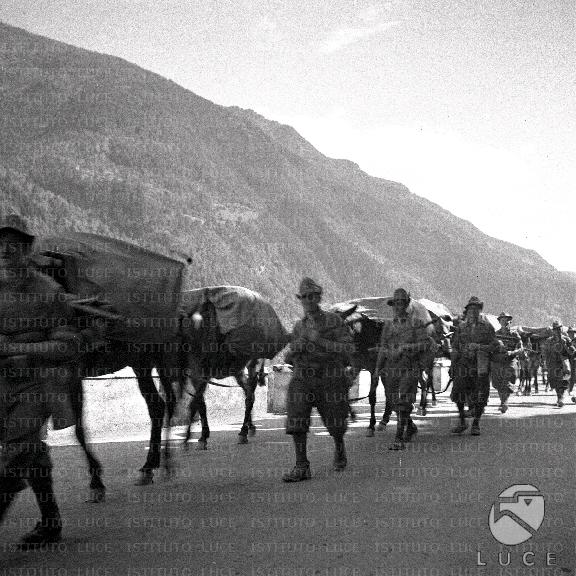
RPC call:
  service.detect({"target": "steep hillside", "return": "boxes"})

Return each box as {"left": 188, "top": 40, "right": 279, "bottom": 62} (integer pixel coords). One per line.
{"left": 0, "top": 22, "right": 574, "bottom": 324}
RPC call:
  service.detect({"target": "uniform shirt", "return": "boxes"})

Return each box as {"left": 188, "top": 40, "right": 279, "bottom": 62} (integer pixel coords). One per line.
{"left": 377, "top": 306, "right": 434, "bottom": 368}
{"left": 0, "top": 269, "right": 83, "bottom": 431}
{"left": 287, "top": 308, "right": 353, "bottom": 368}
{"left": 451, "top": 314, "right": 499, "bottom": 368}
{"left": 542, "top": 334, "right": 575, "bottom": 379}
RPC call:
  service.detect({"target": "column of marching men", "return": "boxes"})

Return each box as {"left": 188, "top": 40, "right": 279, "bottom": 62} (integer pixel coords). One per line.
{"left": 1, "top": 214, "right": 575, "bottom": 547}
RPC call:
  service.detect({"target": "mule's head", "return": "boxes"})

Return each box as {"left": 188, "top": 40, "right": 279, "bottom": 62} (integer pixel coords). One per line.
{"left": 338, "top": 311, "right": 383, "bottom": 355}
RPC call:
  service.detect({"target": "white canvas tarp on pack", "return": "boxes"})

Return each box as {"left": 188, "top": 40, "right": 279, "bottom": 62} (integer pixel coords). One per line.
{"left": 331, "top": 296, "right": 450, "bottom": 325}
{"left": 179, "top": 286, "right": 289, "bottom": 359}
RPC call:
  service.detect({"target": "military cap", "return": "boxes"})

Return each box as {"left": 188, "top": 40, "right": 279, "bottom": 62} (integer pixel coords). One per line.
{"left": 296, "top": 277, "right": 323, "bottom": 298}
{"left": 464, "top": 296, "right": 484, "bottom": 310}
{"left": 0, "top": 213, "right": 35, "bottom": 240}
{"left": 387, "top": 288, "right": 411, "bottom": 306}
{"left": 497, "top": 311, "right": 513, "bottom": 321}
{"left": 551, "top": 320, "right": 563, "bottom": 330}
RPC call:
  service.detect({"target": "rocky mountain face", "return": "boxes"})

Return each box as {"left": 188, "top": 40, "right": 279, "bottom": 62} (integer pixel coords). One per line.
{"left": 1, "top": 22, "right": 573, "bottom": 325}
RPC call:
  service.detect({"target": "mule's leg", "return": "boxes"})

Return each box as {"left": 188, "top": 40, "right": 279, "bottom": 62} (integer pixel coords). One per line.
{"left": 418, "top": 373, "right": 428, "bottom": 416}
{"left": 238, "top": 360, "right": 258, "bottom": 444}
{"left": 430, "top": 372, "right": 437, "bottom": 405}
{"left": 134, "top": 368, "right": 166, "bottom": 485}
{"left": 70, "top": 378, "right": 106, "bottom": 503}
{"left": 157, "top": 369, "right": 179, "bottom": 479}
{"left": 185, "top": 374, "right": 209, "bottom": 450}
{"left": 365, "top": 372, "right": 377, "bottom": 436}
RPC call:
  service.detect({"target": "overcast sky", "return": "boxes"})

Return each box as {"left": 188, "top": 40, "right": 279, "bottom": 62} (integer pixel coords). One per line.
{"left": 1, "top": 0, "right": 575, "bottom": 271}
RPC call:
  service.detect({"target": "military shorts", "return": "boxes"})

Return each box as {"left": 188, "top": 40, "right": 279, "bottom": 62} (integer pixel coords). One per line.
{"left": 1, "top": 382, "right": 53, "bottom": 481}
{"left": 451, "top": 363, "right": 490, "bottom": 411}
{"left": 285, "top": 366, "right": 349, "bottom": 438}
{"left": 490, "top": 361, "right": 517, "bottom": 394}
{"left": 382, "top": 362, "right": 419, "bottom": 414}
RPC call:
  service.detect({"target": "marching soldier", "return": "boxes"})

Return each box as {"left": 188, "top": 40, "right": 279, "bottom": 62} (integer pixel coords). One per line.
{"left": 491, "top": 312, "right": 523, "bottom": 412}
{"left": 567, "top": 326, "right": 576, "bottom": 403}
{"left": 374, "top": 288, "right": 434, "bottom": 450}
{"left": 0, "top": 214, "right": 85, "bottom": 548}
{"left": 541, "top": 320, "right": 575, "bottom": 407}
{"left": 450, "top": 296, "right": 498, "bottom": 435}
{"left": 283, "top": 278, "right": 355, "bottom": 482}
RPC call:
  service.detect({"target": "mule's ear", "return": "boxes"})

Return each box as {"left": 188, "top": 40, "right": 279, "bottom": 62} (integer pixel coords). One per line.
{"left": 341, "top": 304, "right": 358, "bottom": 320}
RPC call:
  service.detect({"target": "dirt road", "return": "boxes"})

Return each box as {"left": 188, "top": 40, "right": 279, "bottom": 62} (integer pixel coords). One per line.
{"left": 3, "top": 391, "right": 575, "bottom": 576}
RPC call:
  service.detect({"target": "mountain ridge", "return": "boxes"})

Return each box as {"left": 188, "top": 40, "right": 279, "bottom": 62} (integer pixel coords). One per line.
{"left": 0, "top": 22, "right": 573, "bottom": 325}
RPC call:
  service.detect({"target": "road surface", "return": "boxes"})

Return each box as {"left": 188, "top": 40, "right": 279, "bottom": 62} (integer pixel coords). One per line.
{"left": 2, "top": 390, "right": 575, "bottom": 576}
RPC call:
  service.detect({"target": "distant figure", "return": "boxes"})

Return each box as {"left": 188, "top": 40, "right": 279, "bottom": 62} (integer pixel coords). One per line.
{"left": 567, "top": 326, "right": 576, "bottom": 403}
{"left": 282, "top": 278, "right": 355, "bottom": 482}
{"left": 491, "top": 311, "right": 522, "bottom": 412}
{"left": 541, "top": 320, "right": 575, "bottom": 407}
{"left": 374, "top": 288, "right": 434, "bottom": 450}
{"left": 0, "top": 215, "right": 84, "bottom": 548}
{"left": 450, "top": 296, "right": 498, "bottom": 435}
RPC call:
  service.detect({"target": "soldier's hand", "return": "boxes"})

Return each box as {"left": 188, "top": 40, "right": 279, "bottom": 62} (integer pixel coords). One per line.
{"left": 387, "top": 345, "right": 402, "bottom": 360}
{"left": 290, "top": 337, "right": 308, "bottom": 353}
{"left": 304, "top": 329, "right": 321, "bottom": 343}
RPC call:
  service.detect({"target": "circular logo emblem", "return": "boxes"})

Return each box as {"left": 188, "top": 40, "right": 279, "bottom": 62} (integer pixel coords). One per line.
{"left": 489, "top": 484, "right": 545, "bottom": 545}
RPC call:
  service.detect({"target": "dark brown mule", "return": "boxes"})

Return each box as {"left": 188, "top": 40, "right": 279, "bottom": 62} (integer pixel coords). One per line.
{"left": 71, "top": 345, "right": 186, "bottom": 500}
{"left": 178, "top": 294, "right": 290, "bottom": 450}
{"left": 333, "top": 306, "right": 392, "bottom": 436}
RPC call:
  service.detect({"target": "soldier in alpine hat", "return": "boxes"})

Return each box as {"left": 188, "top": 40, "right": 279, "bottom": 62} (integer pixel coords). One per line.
{"left": 450, "top": 296, "right": 499, "bottom": 435}
{"left": 282, "top": 277, "right": 355, "bottom": 482}
{"left": 566, "top": 326, "right": 576, "bottom": 402}
{"left": 491, "top": 311, "right": 522, "bottom": 412}
{"left": 541, "top": 320, "right": 575, "bottom": 407}
{"left": 374, "top": 288, "right": 435, "bottom": 450}
{"left": 0, "top": 214, "right": 85, "bottom": 548}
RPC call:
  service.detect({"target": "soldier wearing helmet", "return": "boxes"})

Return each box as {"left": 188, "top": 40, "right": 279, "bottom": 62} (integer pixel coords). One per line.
{"left": 282, "top": 277, "right": 355, "bottom": 482}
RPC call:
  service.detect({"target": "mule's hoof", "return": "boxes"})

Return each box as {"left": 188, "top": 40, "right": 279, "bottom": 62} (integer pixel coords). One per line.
{"left": 248, "top": 427, "right": 256, "bottom": 437}
{"left": 135, "top": 471, "right": 154, "bottom": 486}
{"left": 237, "top": 435, "right": 249, "bottom": 445}
{"left": 376, "top": 421, "right": 387, "bottom": 432}
{"left": 365, "top": 428, "right": 375, "bottom": 438}
{"left": 86, "top": 487, "right": 106, "bottom": 503}
{"left": 196, "top": 440, "right": 208, "bottom": 451}
{"left": 432, "top": 400, "right": 437, "bottom": 407}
